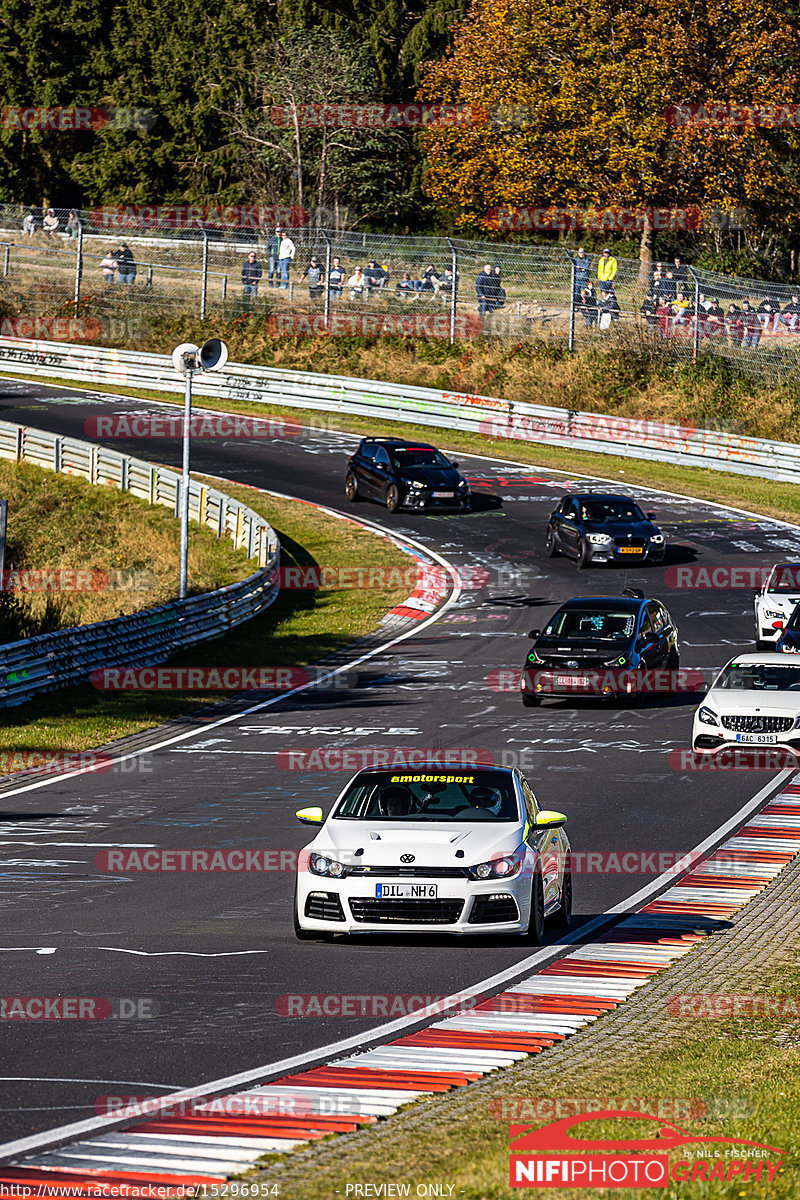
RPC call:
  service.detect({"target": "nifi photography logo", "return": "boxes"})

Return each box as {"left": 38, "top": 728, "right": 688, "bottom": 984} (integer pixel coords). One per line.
{"left": 508, "top": 1111, "right": 786, "bottom": 1189}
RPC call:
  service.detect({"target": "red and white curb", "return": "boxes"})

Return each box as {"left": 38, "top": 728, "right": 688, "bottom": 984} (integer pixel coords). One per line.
{"left": 3, "top": 785, "right": 799, "bottom": 1194}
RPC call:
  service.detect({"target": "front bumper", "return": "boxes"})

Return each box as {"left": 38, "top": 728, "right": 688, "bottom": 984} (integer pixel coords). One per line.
{"left": 692, "top": 725, "right": 800, "bottom": 753}
{"left": 400, "top": 490, "right": 470, "bottom": 511}
{"left": 521, "top": 666, "right": 638, "bottom": 698}
{"left": 585, "top": 542, "right": 665, "bottom": 564}
{"left": 295, "top": 874, "right": 530, "bottom": 936}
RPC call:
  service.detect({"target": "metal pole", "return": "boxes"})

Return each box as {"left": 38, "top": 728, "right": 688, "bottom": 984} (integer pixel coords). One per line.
{"left": 73, "top": 229, "right": 83, "bottom": 317}
{"left": 222, "top": 275, "right": 227, "bottom": 301}
{"left": 200, "top": 231, "right": 209, "bottom": 319}
{"left": 689, "top": 266, "right": 700, "bottom": 359}
{"left": 447, "top": 238, "right": 458, "bottom": 343}
{"left": 179, "top": 371, "right": 192, "bottom": 600}
{"left": 322, "top": 229, "right": 332, "bottom": 330}
{"left": 3, "top": 245, "right": 9, "bottom": 277}
{"left": 0, "top": 498, "right": 7, "bottom": 590}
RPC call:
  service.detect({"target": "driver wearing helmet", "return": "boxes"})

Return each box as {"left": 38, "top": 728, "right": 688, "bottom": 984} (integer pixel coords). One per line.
{"left": 378, "top": 784, "right": 413, "bottom": 817}
{"left": 469, "top": 785, "right": 503, "bottom": 817}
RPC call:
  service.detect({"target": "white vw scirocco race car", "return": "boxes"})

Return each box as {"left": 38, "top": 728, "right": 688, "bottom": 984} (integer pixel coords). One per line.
{"left": 293, "top": 765, "right": 571, "bottom": 941}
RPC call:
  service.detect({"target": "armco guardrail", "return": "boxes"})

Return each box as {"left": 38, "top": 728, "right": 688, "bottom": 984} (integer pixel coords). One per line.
{"left": 0, "top": 419, "right": 279, "bottom": 707}
{"left": 1, "top": 337, "right": 800, "bottom": 484}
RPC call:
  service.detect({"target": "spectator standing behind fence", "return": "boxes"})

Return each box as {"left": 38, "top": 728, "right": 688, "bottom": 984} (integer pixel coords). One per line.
{"left": 597, "top": 248, "right": 617, "bottom": 288}
{"left": 66, "top": 210, "right": 81, "bottom": 240}
{"left": 242, "top": 251, "right": 262, "bottom": 300}
{"left": 655, "top": 269, "right": 676, "bottom": 304}
{"left": 348, "top": 266, "right": 365, "bottom": 299}
{"left": 278, "top": 230, "right": 296, "bottom": 288}
{"left": 266, "top": 228, "right": 281, "bottom": 288}
{"left": 580, "top": 283, "right": 598, "bottom": 327}
{"left": 704, "top": 298, "right": 724, "bottom": 338}
{"left": 640, "top": 292, "right": 657, "bottom": 330}
{"left": 43, "top": 208, "right": 59, "bottom": 238}
{"left": 492, "top": 263, "right": 506, "bottom": 308}
{"left": 302, "top": 256, "right": 324, "bottom": 299}
{"left": 22, "top": 210, "right": 35, "bottom": 236}
{"left": 476, "top": 263, "right": 501, "bottom": 316}
{"left": 573, "top": 247, "right": 591, "bottom": 294}
{"left": 741, "top": 301, "right": 761, "bottom": 349}
{"left": 116, "top": 242, "right": 136, "bottom": 284}
{"left": 672, "top": 256, "right": 688, "bottom": 286}
{"left": 329, "top": 257, "right": 346, "bottom": 299}
{"left": 100, "top": 249, "right": 118, "bottom": 284}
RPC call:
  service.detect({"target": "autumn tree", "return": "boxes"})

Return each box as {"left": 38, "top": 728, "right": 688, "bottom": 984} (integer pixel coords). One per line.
{"left": 418, "top": 0, "right": 800, "bottom": 273}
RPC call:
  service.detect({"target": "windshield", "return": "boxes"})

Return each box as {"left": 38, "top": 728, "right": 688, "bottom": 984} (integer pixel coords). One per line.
{"left": 543, "top": 609, "right": 637, "bottom": 640}
{"left": 333, "top": 772, "right": 519, "bottom": 822}
{"left": 390, "top": 448, "right": 452, "bottom": 469}
{"left": 580, "top": 500, "right": 646, "bottom": 523}
{"left": 715, "top": 664, "right": 800, "bottom": 691}
{"left": 768, "top": 565, "right": 800, "bottom": 594}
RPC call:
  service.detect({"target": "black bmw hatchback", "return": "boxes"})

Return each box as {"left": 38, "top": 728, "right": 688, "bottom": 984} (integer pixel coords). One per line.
{"left": 546, "top": 493, "right": 666, "bottom": 568}
{"left": 345, "top": 437, "right": 470, "bottom": 513}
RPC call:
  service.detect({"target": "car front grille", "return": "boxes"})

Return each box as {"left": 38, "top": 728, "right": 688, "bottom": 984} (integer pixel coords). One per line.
{"left": 614, "top": 538, "right": 646, "bottom": 549}
{"left": 304, "top": 892, "right": 345, "bottom": 921}
{"left": 721, "top": 715, "right": 795, "bottom": 733}
{"left": 468, "top": 895, "right": 520, "bottom": 924}
{"left": 349, "top": 898, "right": 464, "bottom": 924}
{"left": 347, "top": 866, "right": 467, "bottom": 878}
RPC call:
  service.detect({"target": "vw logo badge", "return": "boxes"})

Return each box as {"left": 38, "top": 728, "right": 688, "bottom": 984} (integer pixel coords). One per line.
{"left": 567, "top": 660, "right": 579, "bottom": 669}
{"left": 400, "top": 853, "right": 415, "bottom": 863}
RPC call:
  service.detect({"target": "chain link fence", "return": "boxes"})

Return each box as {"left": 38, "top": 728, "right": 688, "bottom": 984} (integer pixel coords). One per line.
{"left": 1, "top": 202, "right": 799, "bottom": 382}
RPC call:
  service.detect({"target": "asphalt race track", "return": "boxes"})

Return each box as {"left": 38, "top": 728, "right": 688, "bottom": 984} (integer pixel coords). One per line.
{"left": 0, "top": 375, "right": 798, "bottom": 1145}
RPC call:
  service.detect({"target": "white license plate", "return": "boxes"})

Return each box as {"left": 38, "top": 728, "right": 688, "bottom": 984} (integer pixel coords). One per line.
{"left": 432, "top": 492, "right": 454, "bottom": 499}
{"left": 735, "top": 732, "right": 779, "bottom": 743}
{"left": 375, "top": 883, "right": 438, "bottom": 898}
{"left": 557, "top": 674, "right": 588, "bottom": 686}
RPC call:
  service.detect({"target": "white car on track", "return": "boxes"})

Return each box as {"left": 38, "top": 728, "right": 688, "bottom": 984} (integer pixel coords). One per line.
{"left": 293, "top": 766, "right": 571, "bottom": 941}
{"left": 692, "top": 654, "right": 800, "bottom": 754}
{"left": 754, "top": 563, "right": 800, "bottom": 648}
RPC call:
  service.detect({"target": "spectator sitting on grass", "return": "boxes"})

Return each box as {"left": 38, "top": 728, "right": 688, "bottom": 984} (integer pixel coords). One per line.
{"left": 598, "top": 288, "right": 620, "bottom": 327}
{"left": 22, "top": 210, "right": 36, "bottom": 236}
{"left": 439, "top": 267, "right": 456, "bottom": 295}
{"left": 301, "top": 256, "right": 325, "bottom": 299}
{"left": 419, "top": 264, "right": 441, "bottom": 293}
{"left": 43, "top": 208, "right": 59, "bottom": 237}
{"left": 328, "top": 256, "right": 346, "bottom": 299}
{"left": 741, "top": 301, "right": 761, "bottom": 349}
{"left": 704, "top": 298, "right": 725, "bottom": 337}
{"left": 780, "top": 294, "right": 800, "bottom": 332}
{"left": 757, "top": 295, "right": 779, "bottom": 334}
{"left": 396, "top": 272, "right": 417, "bottom": 298}
{"left": 364, "top": 260, "right": 389, "bottom": 298}
{"left": 725, "top": 302, "right": 743, "bottom": 347}
{"left": 640, "top": 292, "right": 657, "bottom": 329}
{"left": 672, "top": 291, "right": 691, "bottom": 330}
{"left": 655, "top": 269, "right": 676, "bottom": 303}
{"left": 348, "top": 266, "right": 365, "bottom": 300}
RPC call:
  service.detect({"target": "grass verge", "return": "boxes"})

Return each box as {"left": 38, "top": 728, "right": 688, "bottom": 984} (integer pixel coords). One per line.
{"left": 0, "top": 484, "right": 410, "bottom": 761}
{"left": 252, "top": 946, "right": 800, "bottom": 1200}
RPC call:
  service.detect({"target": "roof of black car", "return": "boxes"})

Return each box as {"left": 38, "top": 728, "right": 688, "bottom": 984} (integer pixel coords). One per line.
{"left": 567, "top": 492, "right": 642, "bottom": 503}
{"left": 558, "top": 596, "right": 649, "bottom": 611}
{"left": 359, "top": 437, "right": 436, "bottom": 450}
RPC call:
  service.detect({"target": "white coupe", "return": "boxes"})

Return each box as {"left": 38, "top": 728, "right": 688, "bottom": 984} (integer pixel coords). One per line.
{"left": 293, "top": 766, "right": 571, "bottom": 941}
{"left": 754, "top": 563, "right": 800, "bottom": 648}
{"left": 692, "top": 654, "right": 800, "bottom": 753}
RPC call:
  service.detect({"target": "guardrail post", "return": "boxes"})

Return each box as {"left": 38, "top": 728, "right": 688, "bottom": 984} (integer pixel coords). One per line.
{"left": 222, "top": 275, "right": 227, "bottom": 301}
{"left": 120, "top": 455, "right": 129, "bottom": 492}
{"left": 73, "top": 229, "right": 83, "bottom": 318}
{"left": 689, "top": 265, "right": 701, "bottom": 360}
{"left": 53, "top": 437, "right": 62, "bottom": 474}
{"left": 200, "top": 231, "right": 209, "bottom": 320}
{"left": 3, "top": 244, "right": 10, "bottom": 277}
{"left": 147, "top": 265, "right": 153, "bottom": 288}
{"left": 321, "top": 229, "right": 332, "bottom": 330}
{"left": 447, "top": 238, "right": 458, "bottom": 344}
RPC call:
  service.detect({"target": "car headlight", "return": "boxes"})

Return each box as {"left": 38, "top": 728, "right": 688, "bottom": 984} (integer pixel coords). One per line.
{"left": 458, "top": 479, "right": 470, "bottom": 490}
{"left": 765, "top": 609, "right": 784, "bottom": 619}
{"left": 697, "top": 706, "right": 718, "bottom": 726}
{"left": 605, "top": 655, "right": 629, "bottom": 667}
{"left": 649, "top": 534, "right": 665, "bottom": 544}
{"left": 309, "top": 854, "right": 345, "bottom": 877}
{"left": 794, "top": 715, "right": 800, "bottom": 727}
{"left": 587, "top": 533, "right": 613, "bottom": 544}
{"left": 469, "top": 850, "right": 524, "bottom": 880}
{"left": 402, "top": 478, "right": 424, "bottom": 490}
{"left": 527, "top": 651, "right": 542, "bottom": 664}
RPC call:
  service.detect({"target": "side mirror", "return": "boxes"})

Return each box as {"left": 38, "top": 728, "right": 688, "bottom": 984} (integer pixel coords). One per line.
{"left": 536, "top": 810, "right": 567, "bottom": 828}
{"left": 296, "top": 806, "right": 324, "bottom": 825}
{"left": 646, "top": 511, "right": 657, "bottom": 520}
{"left": 528, "top": 629, "right": 541, "bottom": 638}
{"left": 450, "top": 461, "right": 459, "bottom": 469}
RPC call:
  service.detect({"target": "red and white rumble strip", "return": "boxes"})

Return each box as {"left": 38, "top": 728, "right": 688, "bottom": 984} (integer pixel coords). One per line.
{"left": 2, "top": 785, "right": 799, "bottom": 1193}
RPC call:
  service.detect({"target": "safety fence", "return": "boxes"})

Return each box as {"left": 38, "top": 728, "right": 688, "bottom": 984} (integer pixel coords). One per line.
{"left": 0, "top": 419, "right": 280, "bottom": 706}
{"left": 1, "top": 338, "right": 799, "bottom": 485}
{"left": 1, "top": 202, "right": 799, "bottom": 381}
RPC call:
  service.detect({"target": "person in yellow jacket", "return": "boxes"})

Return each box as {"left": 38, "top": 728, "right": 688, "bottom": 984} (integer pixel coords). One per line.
{"left": 597, "top": 247, "right": 618, "bottom": 286}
